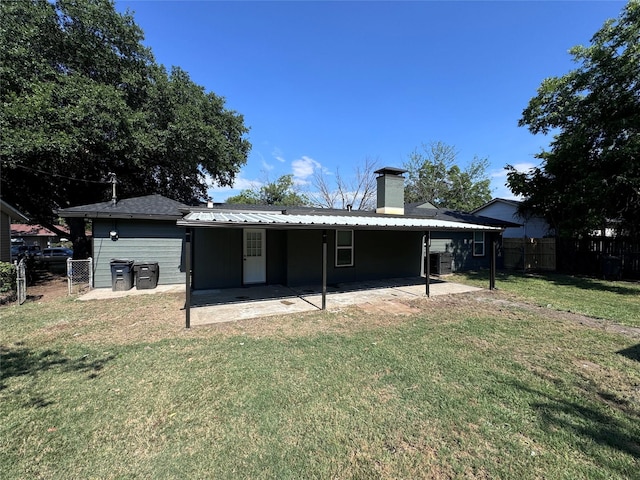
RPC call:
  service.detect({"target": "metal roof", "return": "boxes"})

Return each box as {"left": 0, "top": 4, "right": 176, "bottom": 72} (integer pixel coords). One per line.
{"left": 178, "top": 210, "right": 504, "bottom": 231}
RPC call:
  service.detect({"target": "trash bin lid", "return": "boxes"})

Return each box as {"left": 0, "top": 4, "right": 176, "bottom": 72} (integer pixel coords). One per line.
{"left": 110, "top": 258, "right": 134, "bottom": 264}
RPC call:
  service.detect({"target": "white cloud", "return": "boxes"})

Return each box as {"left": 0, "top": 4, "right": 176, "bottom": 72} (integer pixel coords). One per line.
{"left": 291, "top": 156, "right": 321, "bottom": 185}
{"left": 261, "top": 160, "right": 274, "bottom": 171}
{"left": 490, "top": 162, "right": 537, "bottom": 180}
{"left": 206, "top": 176, "right": 263, "bottom": 203}
{"left": 272, "top": 147, "right": 286, "bottom": 163}
{"left": 510, "top": 162, "right": 537, "bottom": 173}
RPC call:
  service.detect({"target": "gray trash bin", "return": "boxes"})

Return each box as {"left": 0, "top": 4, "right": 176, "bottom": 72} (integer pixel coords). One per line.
{"left": 133, "top": 262, "right": 159, "bottom": 290}
{"left": 110, "top": 259, "right": 134, "bottom": 291}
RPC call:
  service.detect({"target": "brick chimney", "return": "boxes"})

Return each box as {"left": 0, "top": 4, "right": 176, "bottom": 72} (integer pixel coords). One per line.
{"left": 375, "top": 167, "right": 406, "bottom": 215}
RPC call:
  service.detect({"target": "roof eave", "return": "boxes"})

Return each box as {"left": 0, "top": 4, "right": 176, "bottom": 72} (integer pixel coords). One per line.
{"left": 59, "top": 211, "right": 183, "bottom": 221}
{"left": 176, "top": 219, "right": 504, "bottom": 232}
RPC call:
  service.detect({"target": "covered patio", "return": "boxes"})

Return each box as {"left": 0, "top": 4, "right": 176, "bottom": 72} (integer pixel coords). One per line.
{"left": 179, "top": 210, "right": 503, "bottom": 328}
{"left": 187, "top": 276, "right": 482, "bottom": 326}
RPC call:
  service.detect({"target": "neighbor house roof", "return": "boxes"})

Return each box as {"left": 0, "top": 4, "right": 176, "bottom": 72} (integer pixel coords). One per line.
{"left": 11, "top": 224, "right": 70, "bottom": 237}
{"left": 57, "top": 194, "right": 189, "bottom": 220}
{"left": 178, "top": 203, "right": 508, "bottom": 232}
{"left": 405, "top": 202, "right": 521, "bottom": 228}
{"left": 471, "top": 198, "right": 522, "bottom": 214}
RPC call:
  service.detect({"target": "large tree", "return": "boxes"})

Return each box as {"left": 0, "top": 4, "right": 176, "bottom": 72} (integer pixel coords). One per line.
{"left": 0, "top": 0, "right": 250, "bottom": 251}
{"left": 226, "top": 175, "right": 310, "bottom": 207}
{"left": 403, "top": 141, "right": 492, "bottom": 211}
{"left": 507, "top": 2, "right": 640, "bottom": 238}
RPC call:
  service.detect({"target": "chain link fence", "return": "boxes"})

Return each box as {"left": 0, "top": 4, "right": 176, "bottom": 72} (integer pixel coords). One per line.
{"left": 67, "top": 257, "right": 93, "bottom": 295}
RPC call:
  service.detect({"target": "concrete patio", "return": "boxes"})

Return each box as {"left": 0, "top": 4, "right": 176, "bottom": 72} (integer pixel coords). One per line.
{"left": 188, "top": 277, "right": 481, "bottom": 326}
{"left": 78, "top": 277, "right": 482, "bottom": 326}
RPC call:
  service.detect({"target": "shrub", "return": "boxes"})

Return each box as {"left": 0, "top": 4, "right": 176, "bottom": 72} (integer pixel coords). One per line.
{"left": 0, "top": 262, "right": 16, "bottom": 293}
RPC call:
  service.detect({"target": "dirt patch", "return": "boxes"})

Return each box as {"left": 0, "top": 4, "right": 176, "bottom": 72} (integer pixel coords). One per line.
{"left": 25, "top": 273, "right": 69, "bottom": 303}
{"left": 358, "top": 300, "right": 421, "bottom": 316}
{"left": 0, "top": 271, "right": 69, "bottom": 306}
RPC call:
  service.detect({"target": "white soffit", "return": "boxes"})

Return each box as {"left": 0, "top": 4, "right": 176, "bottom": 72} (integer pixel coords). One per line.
{"left": 178, "top": 211, "right": 503, "bottom": 231}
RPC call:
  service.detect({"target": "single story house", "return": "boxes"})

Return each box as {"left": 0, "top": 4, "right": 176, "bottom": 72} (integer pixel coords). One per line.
{"left": 58, "top": 195, "right": 188, "bottom": 288}
{"left": 59, "top": 169, "right": 515, "bottom": 319}
{"left": 472, "top": 198, "right": 551, "bottom": 238}
{"left": 179, "top": 168, "right": 514, "bottom": 295}
{"left": 1, "top": 199, "right": 29, "bottom": 263}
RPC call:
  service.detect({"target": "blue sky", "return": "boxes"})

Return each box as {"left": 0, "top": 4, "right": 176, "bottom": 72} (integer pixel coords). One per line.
{"left": 115, "top": 0, "right": 627, "bottom": 204}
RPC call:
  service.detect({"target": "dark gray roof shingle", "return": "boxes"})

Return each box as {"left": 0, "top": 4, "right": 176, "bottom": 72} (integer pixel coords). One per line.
{"left": 57, "top": 194, "right": 188, "bottom": 220}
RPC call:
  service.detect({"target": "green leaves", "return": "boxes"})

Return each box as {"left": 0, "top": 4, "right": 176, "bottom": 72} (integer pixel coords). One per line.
{"left": 404, "top": 141, "right": 492, "bottom": 212}
{"left": 0, "top": 0, "right": 250, "bottom": 226}
{"left": 226, "top": 175, "right": 310, "bottom": 207}
{"left": 512, "top": 2, "right": 640, "bottom": 238}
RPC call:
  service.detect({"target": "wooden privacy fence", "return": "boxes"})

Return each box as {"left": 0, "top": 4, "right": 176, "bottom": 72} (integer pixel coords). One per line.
{"left": 557, "top": 237, "right": 640, "bottom": 279}
{"left": 503, "top": 238, "right": 556, "bottom": 272}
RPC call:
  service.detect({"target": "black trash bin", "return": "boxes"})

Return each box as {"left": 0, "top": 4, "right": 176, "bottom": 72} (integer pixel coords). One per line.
{"left": 133, "top": 262, "right": 159, "bottom": 290}
{"left": 110, "top": 259, "right": 134, "bottom": 291}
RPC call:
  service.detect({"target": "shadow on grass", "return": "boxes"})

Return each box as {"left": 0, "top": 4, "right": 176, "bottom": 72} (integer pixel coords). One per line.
{"left": 542, "top": 273, "right": 640, "bottom": 296}
{"left": 0, "top": 344, "right": 115, "bottom": 397}
{"left": 462, "top": 270, "right": 640, "bottom": 296}
{"left": 618, "top": 344, "right": 640, "bottom": 363}
{"left": 508, "top": 380, "right": 640, "bottom": 470}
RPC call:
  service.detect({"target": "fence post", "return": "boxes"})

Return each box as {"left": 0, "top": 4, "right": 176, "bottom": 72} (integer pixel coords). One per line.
{"left": 88, "top": 257, "right": 93, "bottom": 289}
{"left": 67, "top": 257, "right": 72, "bottom": 295}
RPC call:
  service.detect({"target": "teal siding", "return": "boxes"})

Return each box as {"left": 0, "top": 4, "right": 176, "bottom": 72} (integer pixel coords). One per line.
{"left": 93, "top": 220, "right": 184, "bottom": 288}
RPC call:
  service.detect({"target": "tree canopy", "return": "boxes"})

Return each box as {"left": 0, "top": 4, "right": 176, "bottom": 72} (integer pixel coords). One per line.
{"left": 0, "top": 0, "right": 250, "bottom": 232}
{"left": 507, "top": 2, "right": 639, "bottom": 238}
{"left": 226, "top": 175, "right": 310, "bottom": 207}
{"left": 403, "top": 142, "right": 492, "bottom": 211}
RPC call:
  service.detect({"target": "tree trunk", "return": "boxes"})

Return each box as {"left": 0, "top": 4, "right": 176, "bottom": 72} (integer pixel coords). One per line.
{"left": 67, "top": 218, "right": 90, "bottom": 259}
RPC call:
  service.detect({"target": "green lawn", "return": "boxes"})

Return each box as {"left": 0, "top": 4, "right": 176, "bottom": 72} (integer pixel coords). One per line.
{"left": 451, "top": 271, "right": 640, "bottom": 328}
{"left": 1, "top": 276, "right": 639, "bottom": 479}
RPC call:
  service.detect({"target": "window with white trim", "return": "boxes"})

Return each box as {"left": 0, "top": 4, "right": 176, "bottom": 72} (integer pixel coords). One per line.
{"left": 335, "top": 230, "right": 354, "bottom": 267}
{"left": 473, "top": 231, "right": 485, "bottom": 256}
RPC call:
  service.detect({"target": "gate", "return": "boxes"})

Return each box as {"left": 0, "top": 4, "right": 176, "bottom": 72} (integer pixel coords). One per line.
{"left": 16, "top": 258, "right": 26, "bottom": 305}
{"left": 67, "top": 257, "right": 93, "bottom": 295}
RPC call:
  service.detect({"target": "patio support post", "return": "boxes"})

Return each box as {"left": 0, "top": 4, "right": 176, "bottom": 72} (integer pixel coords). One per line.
{"left": 425, "top": 231, "right": 430, "bottom": 297}
{"left": 322, "top": 229, "right": 327, "bottom": 310}
{"left": 185, "top": 228, "right": 192, "bottom": 328}
{"left": 489, "top": 232, "right": 497, "bottom": 290}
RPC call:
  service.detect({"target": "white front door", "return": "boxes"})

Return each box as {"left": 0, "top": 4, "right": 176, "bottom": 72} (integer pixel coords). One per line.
{"left": 243, "top": 228, "right": 266, "bottom": 284}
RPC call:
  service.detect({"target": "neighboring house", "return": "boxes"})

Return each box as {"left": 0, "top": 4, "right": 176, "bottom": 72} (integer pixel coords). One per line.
{"left": 178, "top": 168, "right": 514, "bottom": 291}
{"left": 1, "top": 199, "right": 29, "bottom": 263}
{"left": 58, "top": 195, "right": 188, "bottom": 288}
{"left": 472, "top": 198, "right": 551, "bottom": 238}
{"left": 10, "top": 224, "right": 70, "bottom": 251}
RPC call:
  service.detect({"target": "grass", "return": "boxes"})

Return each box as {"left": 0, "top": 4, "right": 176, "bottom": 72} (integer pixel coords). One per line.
{"left": 450, "top": 270, "right": 640, "bottom": 328}
{"left": 1, "top": 276, "right": 639, "bottom": 479}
